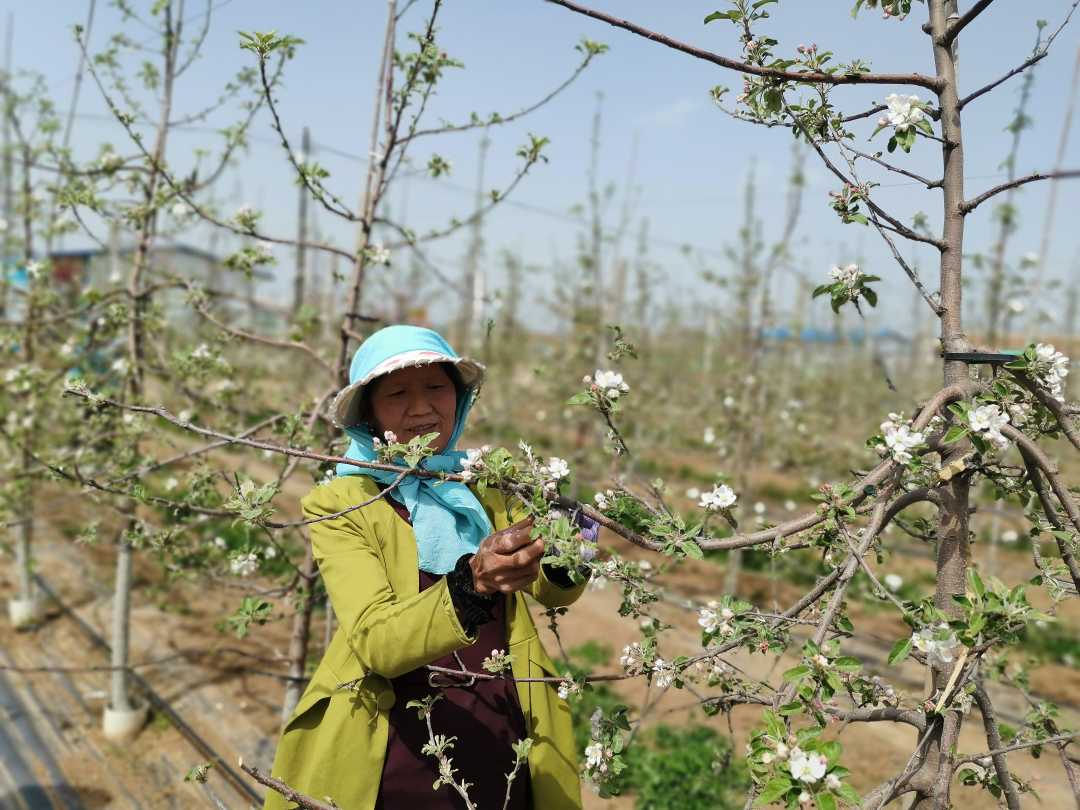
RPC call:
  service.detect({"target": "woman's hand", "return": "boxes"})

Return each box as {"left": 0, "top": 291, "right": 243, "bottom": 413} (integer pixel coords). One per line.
{"left": 470, "top": 519, "right": 543, "bottom": 594}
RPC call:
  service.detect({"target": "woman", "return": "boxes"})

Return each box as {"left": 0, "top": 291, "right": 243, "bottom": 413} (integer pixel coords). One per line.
{"left": 264, "top": 325, "right": 587, "bottom": 810}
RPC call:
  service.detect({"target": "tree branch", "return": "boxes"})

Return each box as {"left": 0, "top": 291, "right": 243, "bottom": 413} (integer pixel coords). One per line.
{"left": 960, "top": 169, "right": 1080, "bottom": 214}
{"left": 943, "top": 0, "right": 996, "bottom": 44}
{"left": 543, "top": 0, "right": 944, "bottom": 90}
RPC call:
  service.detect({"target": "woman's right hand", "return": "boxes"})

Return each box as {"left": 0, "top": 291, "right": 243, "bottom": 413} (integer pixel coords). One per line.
{"left": 470, "top": 519, "right": 542, "bottom": 594}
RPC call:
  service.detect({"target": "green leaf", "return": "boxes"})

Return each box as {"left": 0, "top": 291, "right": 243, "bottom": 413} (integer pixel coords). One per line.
{"left": 704, "top": 10, "right": 741, "bottom": 24}
{"left": 755, "top": 776, "right": 793, "bottom": 805}
{"left": 817, "top": 792, "right": 838, "bottom": 810}
{"left": 833, "top": 656, "right": 862, "bottom": 673}
{"left": 783, "top": 665, "right": 811, "bottom": 682}
{"left": 968, "top": 568, "right": 986, "bottom": 599}
{"left": 942, "top": 425, "right": 968, "bottom": 444}
{"left": 862, "top": 287, "right": 878, "bottom": 307}
{"left": 566, "top": 392, "right": 592, "bottom": 406}
{"left": 888, "top": 636, "right": 912, "bottom": 665}
{"left": 838, "top": 783, "right": 862, "bottom": 804}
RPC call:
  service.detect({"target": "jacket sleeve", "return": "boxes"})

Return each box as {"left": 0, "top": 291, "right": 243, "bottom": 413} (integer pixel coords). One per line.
{"left": 303, "top": 484, "right": 474, "bottom": 679}
{"left": 503, "top": 493, "right": 590, "bottom": 610}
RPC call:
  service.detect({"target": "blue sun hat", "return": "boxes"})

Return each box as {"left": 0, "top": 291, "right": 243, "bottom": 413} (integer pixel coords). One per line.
{"left": 331, "top": 325, "right": 492, "bottom": 575}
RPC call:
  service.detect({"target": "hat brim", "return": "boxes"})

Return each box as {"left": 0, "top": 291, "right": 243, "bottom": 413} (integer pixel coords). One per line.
{"left": 330, "top": 350, "right": 486, "bottom": 429}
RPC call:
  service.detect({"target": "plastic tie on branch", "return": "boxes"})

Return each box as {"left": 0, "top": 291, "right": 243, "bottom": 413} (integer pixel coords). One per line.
{"left": 942, "top": 351, "right": 1021, "bottom": 366}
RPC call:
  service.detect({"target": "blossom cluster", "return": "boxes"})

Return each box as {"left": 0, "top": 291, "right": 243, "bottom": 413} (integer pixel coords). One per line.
{"left": 968, "top": 404, "right": 1010, "bottom": 451}
{"left": 1033, "top": 343, "right": 1070, "bottom": 402}
{"left": 879, "top": 412, "right": 924, "bottom": 464}
{"left": 699, "top": 483, "right": 737, "bottom": 511}
{"left": 878, "top": 93, "right": 924, "bottom": 131}
{"left": 482, "top": 648, "right": 514, "bottom": 674}
{"left": 583, "top": 369, "right": 630, "bottom": 400}
{"left": 698, "top": 600, "right": 738, "bottom": 639}
{"left": 828, "top": 263, "right": 864, "bottom": 291}
{"left": 912, "top": 623, "right": 962, "bottom": 666}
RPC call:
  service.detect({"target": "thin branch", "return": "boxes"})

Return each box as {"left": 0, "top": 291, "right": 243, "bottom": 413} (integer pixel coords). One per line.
{"left": 543, "top": 0, "right": 944, "bottom": 90}
{"left": 956, "top": 733, "right": 1079, "bottom": 765}
{"left": 399, "top": 47, "right": 602, "bottom": 144}
{"left": 843, "top": 143, "right": 942, "bottom": 189}
{"left": 972, "top": 681, "right": 1023, "bottom": 810}
{"left": 960, "top": 169, "right": 1080, "bottom": 214}
{"left": 943, "top": 0, "right": 996, "bottom": 45}
{"left": 238, "top": 761, "right": 338, "bottom": 810}
{"left": 960, "top": 51, "right": 1047, "bottom": 110}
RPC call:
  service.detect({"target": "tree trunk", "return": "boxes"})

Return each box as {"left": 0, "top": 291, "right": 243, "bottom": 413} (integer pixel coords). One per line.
{"left": 281, "top": 540, "right": 317, "bottom": 724}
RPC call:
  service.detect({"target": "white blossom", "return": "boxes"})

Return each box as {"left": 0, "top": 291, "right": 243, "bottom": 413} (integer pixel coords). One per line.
{"left": 557, "top": 679, "right": 581, "bottom": 700}
{"left": 171, "top": 201, "right": 193, "bottom": 220}
{"left": 699, "top": 483, "right": 737, "bottom": 511}
{"left": 620, "top": 642, "right": 647, "bottom": 675}
{"left": 882, "top": 418, "right": 924, "bottom": 464}
{"left": 652, "top": 658, "right": 675, "bottom": 689}
{"left": 1033, "top": 343, "right": 1070, "bottom": 401}
{"left": 366, "top": 242, "right": 391, "bottom": 265}
{"left": 723, "top": 395, "right": 737, "bottom": 408}
{"left": 1001, "top": 529, "right": 1019, "bottom": 544}
{"left": 459, "top": 447, "right": 485, "bottom": 482}
{"left": 213, "top": 535, "right": 228, "bottom": 550}
{"left": 229, "top": 551, "right": 259, "bottom": 577}
{"left": 164, "top": 477, "right": 179, "bottom": 492}
{"left": 1006, "top": 298, "right": 1025, "bottom": 315}
{"left": 788, "top": 747, "right": 828, "bottom": 783}
{"left": 685, "top": 487, "right": 701, "bottom": 500}
{"left": 884, "top": 93, "right": 925, "bottom": 131}
{"left": 593, "top": 369, "right": 630, "bottom": 398}
{"left": 913, "top": 623, "right": 962, "bottom": 666}
{"left": 593, "top": 489, "right": 613, "bottom": 510}
{"left": 584, "top": 741, "right": 612, "bottom": 774}
{"left": 703, "top": 426, "right": 716, "bottom": 445}
{"left": 884, "top": 573, "right": 904, "bottom": 592}
{"left": 25, "top": 261, "right": 45, "bottom": 280}
{"left": 545, "top": 457, "right": 570, "bottom": 480}
{"left": 968, "top": 404, "right": 1010, "bottom": 450}
{"left": 829, "top": 262, "right": 863, "bottom": 290}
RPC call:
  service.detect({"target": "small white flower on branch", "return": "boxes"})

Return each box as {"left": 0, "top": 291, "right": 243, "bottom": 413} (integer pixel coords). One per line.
{"left": 703, "top": 426, "right": 716, "bottom": 445}
{"left": 545, "top": 457, "right": 570, "bottom": 480}
{"left": 884, "top": 573, "right": 903, "bottom": 592}
{"left": 164, "top": 477, "right": 179, "bottom": 492}
{"left": 620, "top": 642, "right": 647, "bottom": 675}
{"left": 481, "top": 648, "right": 513, "bottom": 673}
{"left": 592, "top": 369, "right": 629, "bottom": 398}
{"left": 1033, "top": 343, "right": 1070, "bottom": 402}
{"left": 651, "top": 658, "right": 675, "bottom": 689}
{"left": 1001, "top": 529, "right": 1019, "bottom": 544}
{"left": 171, "top": 202, "right": 193, "bottom": 220}
{"left": 1006, "top": 299, "right": 1025, "bottom": 315}
{"left": 459, "top": 447, "right": 485, "bottom": 482}
{"left": 881, "top": 414, "right": 924, "bottom": 465}
{"left": 829, "top": 263, "right": 863, "bottom": 290}
{"left": 968, "top": 403, "right": 1010, "bottom": 450}
{"left": 365, "top": 242, "right": 391, "bottom": 265}
{"left": 229, "top": 551, "right": 259, "bottom": 577}
{"left": 699, "top": 484, "right": 737, "bottom": 511}
{"left": 584, "top": 741, "right": 612, "bottom": 774}
{"left": 788, "top": 747, "right": 827, "bottom": 783}
{"left": 913, "top": 623, "right": 961, "bottom": 666}
{"left": 884, "top": 93, "right": 925, "bottom": 131}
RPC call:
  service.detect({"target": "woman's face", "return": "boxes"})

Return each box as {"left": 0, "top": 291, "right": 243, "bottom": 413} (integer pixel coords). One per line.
{"left": 368, "top": 364, "right": 458, "bottom": 453}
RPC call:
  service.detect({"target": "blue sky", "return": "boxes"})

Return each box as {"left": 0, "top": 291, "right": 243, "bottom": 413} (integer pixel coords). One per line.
{"left": 4, "top": 0, "right": 1079, "bottom": 338}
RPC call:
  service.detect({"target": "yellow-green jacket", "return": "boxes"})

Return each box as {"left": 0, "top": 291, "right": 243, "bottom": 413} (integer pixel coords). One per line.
{"left": 263, "top": 475, "right": 586, "bottom": 810}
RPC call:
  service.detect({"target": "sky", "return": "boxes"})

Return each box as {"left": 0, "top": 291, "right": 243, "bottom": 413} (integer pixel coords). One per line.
{"left": 3, "top": 0, "right": 1079, "bottom": 340}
